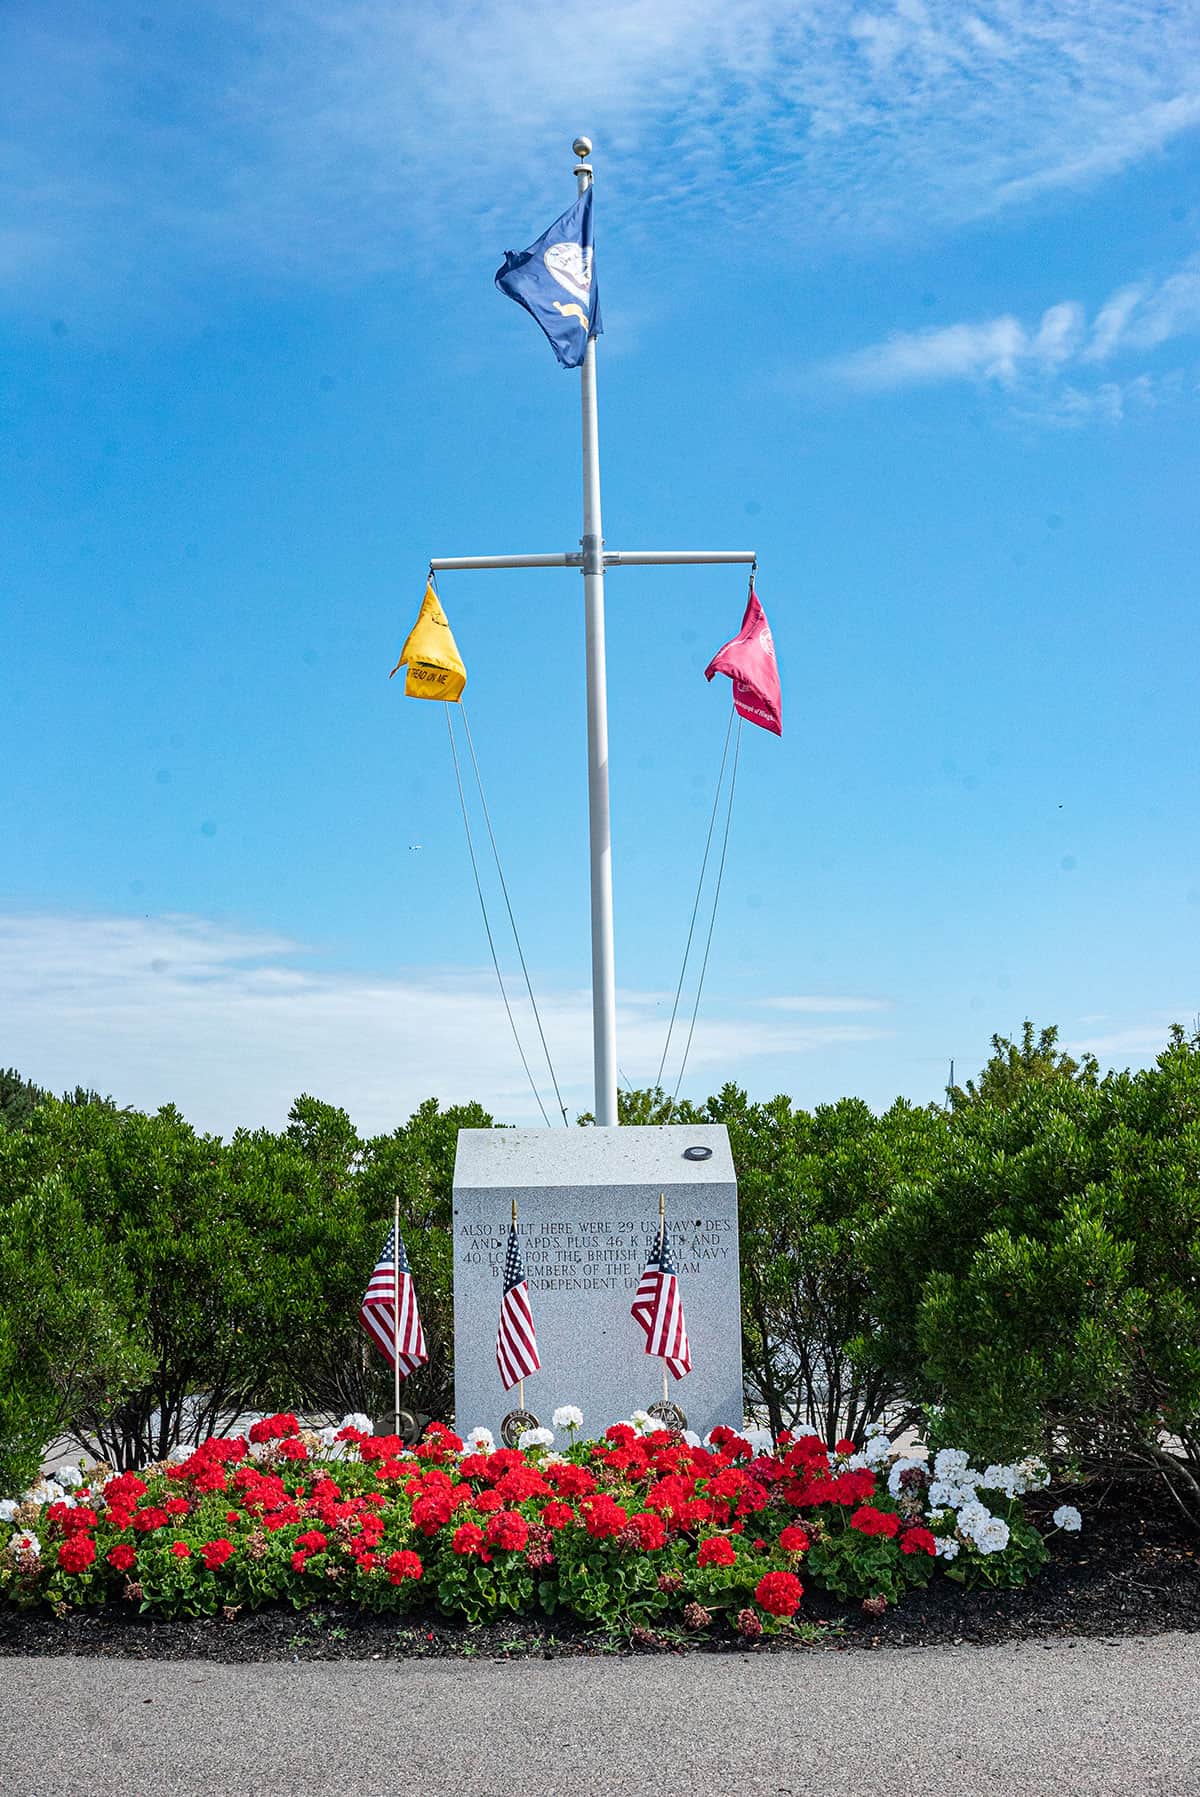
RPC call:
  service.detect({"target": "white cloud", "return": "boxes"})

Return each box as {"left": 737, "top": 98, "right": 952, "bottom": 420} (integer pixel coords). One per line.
{"left": 1066, "top": 1019, "right": 1194, "bottom": 1058}
{"left": 754, "top": 995, "right": 892, "bottom": 1013}
{"left": 2, "top": 2, "right": 1199, "bottom": 301}
{"left": 0, "top": 911, "right": 892, "bottom": 1135}
{"left": 832, "top": 255, "right": 1200, "bottom": 405}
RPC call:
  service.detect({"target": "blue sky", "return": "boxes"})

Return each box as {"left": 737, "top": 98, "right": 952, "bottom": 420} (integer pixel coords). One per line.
{"left": 2, "top": 1, "right": 1198, "bottom": 1134}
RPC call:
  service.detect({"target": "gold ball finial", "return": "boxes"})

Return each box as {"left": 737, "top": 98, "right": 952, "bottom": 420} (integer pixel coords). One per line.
{"left": 573, "top": 136, "right": 593, "bottom": 159}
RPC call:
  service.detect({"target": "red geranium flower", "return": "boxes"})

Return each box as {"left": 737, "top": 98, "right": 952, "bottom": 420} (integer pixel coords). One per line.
{"left": 835, "top": 1438, "right": 857, "bottom": 1456}
{"left": 451, "top": 1523, "right": 486, "bottom": 1557}
{"left": 295, "top": 1530, "right": 328, "bottom": 1554}
{"left": 697, "top": 1536, "right": 736, "bottom": 1569}
{"left": 900, "top": 1526, "right": 937, "bottom": 1556}
{"left": 755, "top": 1570, "right": 803, "bottom": 1617}
{"left": 629, "top": 1511, "right": 666, "bottom": 1551}
{"left": 386, "top": 1549, "right": 423, "bottom": 1584}
{"left": 132, "top": 1507, "right": 169, "bottom": 1533}
{"left": 201, "top": 1539, "right": 235, "bottom": 1570}
{"left": 485, "top": 1510, "right": 529, "bottom": 1553}
{"left": 474, "top": 1489, "right": 504, "bottom": 1514}
{"left": 57, "top": 1535, "right": 96, "bottom": 1574}
{"left": 291, "top": 1550, "right": 309, "bottom": 1572}
{"left": 540, "top": 1502, "right": 575, "bottom": 1531}
{"left": 170, "top": 1541, "right": 191, "bottom": 1558}
{"left": 580, "top": 1494, "right": 628, "bottom": 1540}
{"left": 165, "top": 1497, "right": 190, "bottom": 1516}
{"left": 850, "top": 1506, "right": 900, "bottom": 1539}
{"left": 107, "top": 1543, "right": 136, "bottom": 1572}
{"left": 779, "top": 1525, "right": 810, "bottom": 1553}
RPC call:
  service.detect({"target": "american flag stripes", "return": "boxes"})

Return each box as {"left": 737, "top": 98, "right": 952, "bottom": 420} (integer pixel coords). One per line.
{"left": 496, "top": 1220, "right": 541, "bottom": 1391}
{"left": 631, "top": 1212, "right": 692, "bottom": 1380}
{"left": 360, "top": 1224, "right": 428, "bottom": 1376}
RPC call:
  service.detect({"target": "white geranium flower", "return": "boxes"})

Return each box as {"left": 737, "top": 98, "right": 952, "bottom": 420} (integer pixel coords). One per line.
{"left": 981, "top": 1463, "right": 1021, "bottom": 1498}
{"left": 933, "top": 1448, "right": 971, "bottom": 1482}
{"left": 1052, "top": 1504, "right": 1082, "bottom": 1533}
{"left": 863, "top": 1421, "right": 887, "bottom": 1439}
{"left": 12, "top": 1530, "right": 41, "bottom": 1560}
{"left": 934, "top": 1536, "right": 960, "bottom": 1561}
{"left": 682, "top": 1430, "right": 701, "bottom": 1447}
{"left": 976, "top": 1517, "right": 1011, "bottom": 1554}
{"left": 742, "top": 1423, "right": 773, "bottom": 1455}
{"left": 958, "top": 1500, "right": 1010, "bottom": 1554}
{"left": 465, "top": 1427, "right": 495, "bottom": 1454}
{"left": 630, "top": 1410, "right": 655, "bottom": 1435}
{"left": 55, "top": 1465, "right": 85, "bottom": 1490}
{"left": 339, "top": 1413, "right": 374, "bottom": 1434}
{"left": 0, "top": 1499, "right": 19, "bottom": 1523}
{"left": 168, "top": 1443, "right": 192, "bottom": 1463}
{"left": 845, "top": 1452, "right": 871, "bottom": 1472}
{"left": 927, "top": 1479, "right": 965, "bottom": 1510}
{"left": 552, "top": 1405, "right": 583, "bottom": 1432}
{"left": 319, "top": 1426, "right": 337, "bottom": 1447}
{"left": 864, "top": 1434, "right": 893, "bottom": 1467}
{"left": 518, "top": 1426, "right": 554, "bottom": 1451}
{"left": 887, "top": 1455, "right": 926, "bottom": 1498}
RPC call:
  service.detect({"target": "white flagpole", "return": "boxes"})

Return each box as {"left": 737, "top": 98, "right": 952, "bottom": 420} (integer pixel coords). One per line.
{"left": 574, "top": 136, "right": 618, "bottom": 1130}
{"left": 392, "top": 1195, "right": 401, "bottom": 1436}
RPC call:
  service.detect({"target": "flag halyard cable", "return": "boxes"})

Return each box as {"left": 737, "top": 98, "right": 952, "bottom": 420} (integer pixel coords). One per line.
{"left": 672, "top": 713, "right": 743, "bottom": 1102}
{"left": 654, "top": 705, "right": 736, "bottom": 1094}
{"left": 444, "top": 702, "right": 553, "bottom": 1128}
{"left": 459, "top": 705, "right": 569, "bottom": 1126}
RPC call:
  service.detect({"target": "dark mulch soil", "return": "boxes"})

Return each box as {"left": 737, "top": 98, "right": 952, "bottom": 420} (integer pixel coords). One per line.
{"left": 2, "top": 1477, "right": 1197, "bottom": 1660}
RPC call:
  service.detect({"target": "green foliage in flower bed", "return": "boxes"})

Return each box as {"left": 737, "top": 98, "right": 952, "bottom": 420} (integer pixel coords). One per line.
{"left": 2, "top": 1020, "right": 1197, "bottom": 1522}
{"left": 1, "top": 1415, "right": 1078, "bottom": 1636}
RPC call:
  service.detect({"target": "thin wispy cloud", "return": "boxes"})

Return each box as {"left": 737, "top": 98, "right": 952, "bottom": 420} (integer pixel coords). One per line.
{"left": 754, "top": 995, "right": 892, "bottom": 1013}
{"left": 832, "top": 254, "right": 1200, "bottom": 414}
{"left": 3, "top": 2, "right": 1199, "bottom": 304}
{"left": 0, "top": 913, "right": 892, "bottom": 1135}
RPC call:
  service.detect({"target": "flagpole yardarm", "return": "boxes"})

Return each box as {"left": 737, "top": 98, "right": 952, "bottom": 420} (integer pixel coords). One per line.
{"left": 574, "top": 136, "right": 619, "bottom": 1129}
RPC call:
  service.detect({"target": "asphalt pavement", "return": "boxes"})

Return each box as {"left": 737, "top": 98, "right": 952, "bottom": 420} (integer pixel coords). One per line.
{"left": 4, "top": 1634, "right": 1198, "bottom": 1796}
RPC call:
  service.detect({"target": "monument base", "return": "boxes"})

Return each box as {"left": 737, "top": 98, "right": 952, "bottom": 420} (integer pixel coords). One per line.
{"left": 452, "top": 1125, "right": 743, "bottom": 1442}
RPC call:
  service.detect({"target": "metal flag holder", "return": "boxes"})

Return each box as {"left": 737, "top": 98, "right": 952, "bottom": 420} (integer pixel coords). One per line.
{"left": 428, "top": 136, "right": 756, "bottom": 1129}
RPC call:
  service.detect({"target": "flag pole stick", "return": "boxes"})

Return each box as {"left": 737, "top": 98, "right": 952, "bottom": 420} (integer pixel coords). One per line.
{"left": 574, "top": 135, "right": 618, "bottom": 1130}
{"left": 392, "top": 1195, "right": 401, "bottom": 1437}
{"left": 513, "top": 1195, "right": 524, "bottom": 1410}
{"left": 659, "top": 1192, "right": 668, "bottom": 1404}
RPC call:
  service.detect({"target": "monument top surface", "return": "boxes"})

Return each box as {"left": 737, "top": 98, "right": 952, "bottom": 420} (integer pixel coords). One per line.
{"left": 454, "top": 1124, "right": 734, "bottom": 1189}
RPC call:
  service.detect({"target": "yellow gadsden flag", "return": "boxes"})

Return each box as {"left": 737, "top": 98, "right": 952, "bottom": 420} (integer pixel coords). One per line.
{"left": 389, "top": 583, "right": 467, "bottom": 701}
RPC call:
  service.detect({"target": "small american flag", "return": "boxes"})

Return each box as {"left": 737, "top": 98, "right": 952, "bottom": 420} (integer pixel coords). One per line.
{"left": 631, "top": 1212, "right": 691, "bottom": 1379}
{"left": 496, "top": 1221, "right": 541, "bottom": 1391}
{"left": 360, "top": 1223, "right": 427, "bottom": 1376}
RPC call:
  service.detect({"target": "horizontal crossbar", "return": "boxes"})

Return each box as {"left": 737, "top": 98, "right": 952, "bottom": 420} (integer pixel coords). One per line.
{"left": 428, "top": 550, "right": 757, "bottom": 572}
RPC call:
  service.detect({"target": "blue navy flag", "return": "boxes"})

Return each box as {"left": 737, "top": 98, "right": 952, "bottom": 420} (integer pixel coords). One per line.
{"left": 495, "top": 188, "right": 602, "bottom": 369}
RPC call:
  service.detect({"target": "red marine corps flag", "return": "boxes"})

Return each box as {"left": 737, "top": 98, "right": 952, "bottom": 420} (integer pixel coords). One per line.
{"left": 705, "top": 578, "right": 782, "bottom": 736}
{"left": 631, "top": 1196, "right": 692, "bottom": 1381}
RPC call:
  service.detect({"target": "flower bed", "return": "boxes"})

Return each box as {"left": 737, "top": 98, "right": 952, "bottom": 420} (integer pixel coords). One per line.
{"left": 0, "top": 1412, "right": 1078, "bottom": 1639}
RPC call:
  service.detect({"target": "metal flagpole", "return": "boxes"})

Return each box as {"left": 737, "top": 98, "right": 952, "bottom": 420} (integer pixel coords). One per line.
{"left": 427, "top": 138, "right": 758, "bottom": 1127}
{"left": 392, "top": 1194, "right": 401, "bottom": 1436}
{"left": 573, "top": 136, "right": 617, "bottom": 1129}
